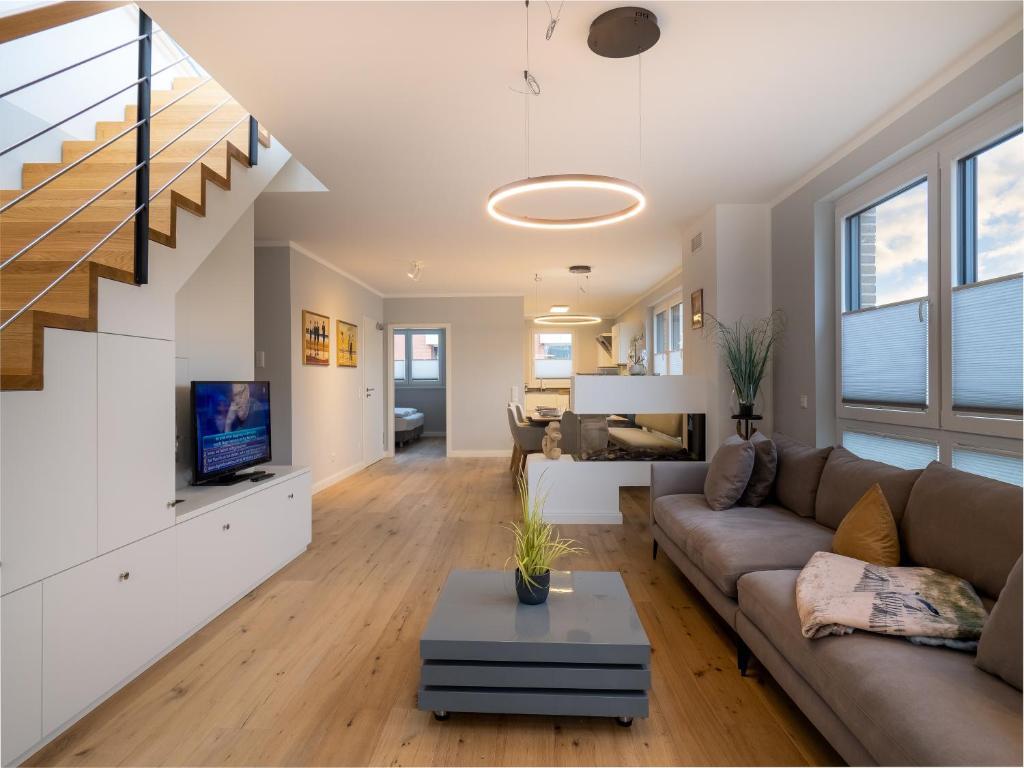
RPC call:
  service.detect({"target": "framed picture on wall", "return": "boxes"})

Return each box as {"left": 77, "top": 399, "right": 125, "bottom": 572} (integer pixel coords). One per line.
{"left": 302, "top": 310, "right": 330, "bottom": 366}
{"left": 337, "top": 320, "right": 359, "bottom": 367}
{"left": 690, "top": 289, "right": 704, "bottom": 329}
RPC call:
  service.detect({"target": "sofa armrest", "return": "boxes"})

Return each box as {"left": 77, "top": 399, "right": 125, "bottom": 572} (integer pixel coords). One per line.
{"left": 650, "top": 462, "right": 709, "bottom": 525}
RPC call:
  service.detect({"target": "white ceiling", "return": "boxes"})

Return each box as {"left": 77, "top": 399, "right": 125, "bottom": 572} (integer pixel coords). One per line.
{"left": 144, "top": 1, "right": 1021, "bottom": 316}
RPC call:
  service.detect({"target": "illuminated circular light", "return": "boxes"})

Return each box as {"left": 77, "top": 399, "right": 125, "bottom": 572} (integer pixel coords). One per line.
{"left": 550, "top": 305, "right": 570, "bottom": 313}
{"left": 534, "top": 313, "right": 603, "bottom": 326}
{"left": 487, "top": 174, "right": 646, "bottom": 230}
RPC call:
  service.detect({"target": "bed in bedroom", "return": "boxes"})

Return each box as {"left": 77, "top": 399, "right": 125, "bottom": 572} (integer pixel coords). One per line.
{"left": 395, "top": 407, "right": 425, "bottom": 447}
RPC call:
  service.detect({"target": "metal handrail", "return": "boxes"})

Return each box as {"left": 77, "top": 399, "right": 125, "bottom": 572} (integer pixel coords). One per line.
{"left": 0, "top": 161, "right": 144, "bottom": 270}
{"left": 0, "top": 117, "right": 145, "bottom": 214}
{"left": 0, "top": 203, "right": 145, "bottom": 332}
{"left": 149, "top": 113, "right": 249, "bottom": 202}
{"left": 150, "top": 96, "right": 232, "bottom": 160}
{"left": 0, "top": 34, "right": 147, "bottom": 99}
{"left": 0, "top": 53, "right": 191, "bottom": 158}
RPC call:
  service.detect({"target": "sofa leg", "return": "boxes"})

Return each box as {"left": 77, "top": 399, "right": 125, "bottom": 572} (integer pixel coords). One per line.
{"left": 737, "top": 638, "right": 751, "bottom": 677}
{"left": 652, "top": 539, "right": 659, "bottom": 560}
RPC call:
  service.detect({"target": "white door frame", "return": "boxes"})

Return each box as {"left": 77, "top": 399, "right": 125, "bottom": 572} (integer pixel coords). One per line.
{"left": 386, "top": 323, "right": 454, "bottom": 457}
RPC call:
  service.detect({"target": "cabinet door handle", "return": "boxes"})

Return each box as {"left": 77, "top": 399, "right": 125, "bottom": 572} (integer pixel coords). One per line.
{"left": 223, "top": 523, "right": 231, "bottom": 531}
{"left": 287, "top": 493, "right": 294, "bottom": 499}
{"left": 118, "top": 571, "right": 130, "bottom": 581}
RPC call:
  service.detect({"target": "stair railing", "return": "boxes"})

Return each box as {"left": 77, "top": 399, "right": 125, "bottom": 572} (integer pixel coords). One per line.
{"left": 0, "top": 5, "right": 261, "bottom": 333}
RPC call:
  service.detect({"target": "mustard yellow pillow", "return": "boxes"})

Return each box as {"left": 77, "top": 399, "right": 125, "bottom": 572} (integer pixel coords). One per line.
{"left": 832, "top": 483, "right": 900, "bottom": 567}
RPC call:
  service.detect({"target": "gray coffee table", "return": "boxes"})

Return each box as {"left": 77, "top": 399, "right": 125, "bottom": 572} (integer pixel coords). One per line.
{"left": 418, "top": 569, "right": 650, "bottom": 725}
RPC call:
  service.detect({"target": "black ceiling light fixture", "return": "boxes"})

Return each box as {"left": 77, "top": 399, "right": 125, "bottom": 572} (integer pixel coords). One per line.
{"left": 588, "top": 7, "right": 660, "bottom": 59}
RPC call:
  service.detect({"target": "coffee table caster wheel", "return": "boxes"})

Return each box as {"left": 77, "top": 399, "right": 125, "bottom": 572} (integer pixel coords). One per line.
{"left": 616, "top": 716, "right": 633, "bottom": 727}
{"left": 433, "top": 710, "right": 449, "bottom": 721}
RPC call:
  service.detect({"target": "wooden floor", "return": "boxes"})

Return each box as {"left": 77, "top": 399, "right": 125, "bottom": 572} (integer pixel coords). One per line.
{"left": 28, "top": 438, "right": 840, "bottom": 766}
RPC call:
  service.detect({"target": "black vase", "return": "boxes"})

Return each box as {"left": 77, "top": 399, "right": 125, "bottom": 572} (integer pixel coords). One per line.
{"left": 515, "top": 569, "right": 550, "bottom": 605}
{"left": 738, "top": 402, "right": 755, "bottom": 419}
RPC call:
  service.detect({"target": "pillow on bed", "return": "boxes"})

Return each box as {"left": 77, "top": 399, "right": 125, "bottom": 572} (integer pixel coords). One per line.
{"left": 395, "top": 407, "right": 419, "bottom": 418}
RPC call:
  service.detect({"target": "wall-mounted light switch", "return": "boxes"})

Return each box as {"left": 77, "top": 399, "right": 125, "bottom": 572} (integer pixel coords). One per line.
{"left": 800, "top": 394, "right": 808, "bottom": 409}
{"left": 256, "top": 350, "right": 266, "bottom": 368}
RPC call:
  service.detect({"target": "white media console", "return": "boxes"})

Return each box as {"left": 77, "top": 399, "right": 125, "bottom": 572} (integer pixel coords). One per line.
{"left": 1, "top": 466, "right": 311, "bottom": 766}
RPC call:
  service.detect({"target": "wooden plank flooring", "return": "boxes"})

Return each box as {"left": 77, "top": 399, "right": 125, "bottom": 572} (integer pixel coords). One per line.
{"left": 27, "top": 439, "right": 840, "bottom": 766}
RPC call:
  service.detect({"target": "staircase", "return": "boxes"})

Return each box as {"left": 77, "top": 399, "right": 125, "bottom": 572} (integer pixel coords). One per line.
{"left": 0, "top": 10, "right": 269, "bottom": 391}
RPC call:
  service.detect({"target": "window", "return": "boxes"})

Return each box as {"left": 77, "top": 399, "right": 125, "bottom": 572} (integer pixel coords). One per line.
{"left": 533, "top": 332, "right": 573, "bottom": 379}
{"left": 393, "top": 329, "right": 444, "bottom": 386}
{"left": 952, "top": 446, "right": 1023, "bottom": 487}
{"left": 842, "top": 430, "right": 938, "bottom": 470}
{"left": 841, "top": 179, "right": 930, "bottom": 409}
{"left": 652, "top": 296, "right": 683, "bottom": 375}
{"left": 951, "top": 130, "right": 1023, "bottom": 416}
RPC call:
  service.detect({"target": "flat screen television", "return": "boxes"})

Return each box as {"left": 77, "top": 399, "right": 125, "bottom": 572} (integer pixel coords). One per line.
{"left": 191, "top": 381, "right": 272, "bottom": 485}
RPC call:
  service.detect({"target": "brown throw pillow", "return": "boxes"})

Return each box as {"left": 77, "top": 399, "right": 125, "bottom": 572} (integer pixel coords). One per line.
{"left": 832, "top": 483, "right": 900, "bottom": 567}
{"left": 704, "top": 435, "right": 755, "bottom": 511}
{"left": 738, "top": 431, "right": 777, "bottom": 507}
{"left": 976, "top": 556, "right": 1022, "bottom": 690}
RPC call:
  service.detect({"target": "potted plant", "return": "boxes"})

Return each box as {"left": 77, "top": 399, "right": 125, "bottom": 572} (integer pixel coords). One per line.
{"left": 508, "top": 474, "right": 584, "bottom": 604}
{"left": 707, "top": 311, "right": 783, "bottom": 418}
{"left": 627, "top": 332, "right": 647, "bottom": 375}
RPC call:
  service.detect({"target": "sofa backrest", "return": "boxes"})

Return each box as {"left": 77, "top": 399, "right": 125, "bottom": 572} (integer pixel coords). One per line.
{"left": 636, "top": 413, "right": 684, "bottom": 438}
{"left": 901, "top": 461, "right": 1023, "bottom": 601}
{"left": 770, "top": 433, "right": 832, "bottom": 518}
{"left": 815, "top": 447, "right": 922, "bottom": 530}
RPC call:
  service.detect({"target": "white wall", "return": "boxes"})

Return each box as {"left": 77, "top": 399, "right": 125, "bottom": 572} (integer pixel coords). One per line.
{"left": 254, "top": 245, "right": 292, "bottom": 463}
{"left": 384, "top": 296, "right": 524, "bottom": 455}
{"left": 254, "top": 244, "right": 385, "bottom": 490}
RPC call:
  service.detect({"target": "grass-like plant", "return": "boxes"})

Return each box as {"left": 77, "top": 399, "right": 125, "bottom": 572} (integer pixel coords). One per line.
{"left": 508, "top": 473, "right": 584, "bottom": 591}
{"left": 706, "top": 310, "right": 784, "bottom": 409}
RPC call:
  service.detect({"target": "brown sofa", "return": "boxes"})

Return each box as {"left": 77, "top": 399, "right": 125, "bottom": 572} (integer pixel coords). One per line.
{"left": 650, "top": 436, "right": 1023, "bottom": 766}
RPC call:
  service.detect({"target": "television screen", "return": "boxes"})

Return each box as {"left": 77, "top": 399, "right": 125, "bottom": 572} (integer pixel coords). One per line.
{"left": 191, "top": 381, "right": 272, "bottom": 483}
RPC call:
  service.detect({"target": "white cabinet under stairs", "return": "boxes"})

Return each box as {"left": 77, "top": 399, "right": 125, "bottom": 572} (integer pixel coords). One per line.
{"left": 1, "top": 466, "right": 312, "bottom": 767}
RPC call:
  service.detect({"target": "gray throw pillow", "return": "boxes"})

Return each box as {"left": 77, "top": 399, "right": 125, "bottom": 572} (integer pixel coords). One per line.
{"left": 738, "top": 431, "right": 777, "bottom": 507}
{"left": 704, "top": 435, "right": 755, "bottom": 511}
{"left": 976, "top": 556, "right": 1022, "bottom": 690}
{"left": 771, "top": 432, "right": 833, "bottom": 518}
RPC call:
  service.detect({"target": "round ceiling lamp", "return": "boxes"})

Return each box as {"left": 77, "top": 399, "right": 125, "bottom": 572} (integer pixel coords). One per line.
{"left": 487, "top": 174, "right": 645, "bottom": 230}
{"left": 487, "top": 2, "right": 652, "bottom": 231}
{"left": 534, "top": 313, "right": 603, "bottom": 326}
{"left": 531, "top": 267, "right": 603, "bottom": 325}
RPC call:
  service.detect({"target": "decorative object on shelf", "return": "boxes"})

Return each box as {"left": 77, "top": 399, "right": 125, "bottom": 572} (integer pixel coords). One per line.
{"left": 336, "top": 319, "right": 359, "bottom": 367}
{"left": 487, "top": 1, "right": 650, "bottom": 231}
{"left": 508, "top": 473, "right": 584, "bottom": 604}
{"left": 542, "top": 421, "right": 563, "bottom": 459}
{"left": 301, "top": 310, "right": 330, "bottom": 366}
{"left": 690, "top": 289, "right": 704, "bottom": 329}
{"left": 707, "top": 310, "right": 784, "bottom": 438}
{"left": 628, "top": 331, "right": 647, "bottom": 375}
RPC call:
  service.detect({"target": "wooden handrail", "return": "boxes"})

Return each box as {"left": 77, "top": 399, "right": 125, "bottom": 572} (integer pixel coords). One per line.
{"left": 0, "top": 1, "right": 127, "bottom": 44}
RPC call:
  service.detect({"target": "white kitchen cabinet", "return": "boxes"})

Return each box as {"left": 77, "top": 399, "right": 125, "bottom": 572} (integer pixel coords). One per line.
{"left": 1, "top": 329, "right": 98, "bottom": 595}
{"left": 97, "top": 333, "right": 175, "bottom": 554}
{"left": 611, "top": 321, "right": 641, "bottom": 365}
{"left": 2, "top": 584, "right": 42, "bottom": 767}
{"left": 42, "top": 528, "right": 177, "bottom": 735}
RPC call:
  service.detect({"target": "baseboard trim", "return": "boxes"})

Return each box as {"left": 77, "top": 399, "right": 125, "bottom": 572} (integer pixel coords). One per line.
{"left": 447, "top": 449, "right": 513, "bottom": 458}
{"left": 542, "top": 510, "right": 623, "bottom": 525}
{"left": 312, "top": 461, "right": 368, "bottom": 493}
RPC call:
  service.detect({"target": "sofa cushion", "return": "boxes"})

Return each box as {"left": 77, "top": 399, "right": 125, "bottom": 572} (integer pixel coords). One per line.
{"left": 608, "top": 427, "right": 680, "bottom": 452}
{"left": 977, "top": 556, "right": 1023, "bottom": 691}
{"left": 652, "top": 493, "right": 832, "bottom": 597}
{"left": 738, "top": 570, "right": 1023, "bottom": 767}
{"left": 831, "top": 484, "right": 900, "bottom": 566}
{"left": 704, "top": 435, "right": 755, "bottom": 510}
{"left": 902, "top": 461, "right": 1023, "bottom": 600}
{"left": 815, "top": 447, "right": 921, "bottom": 531}
{"left": 771, "top": 433, "right": 832, "bottom": 518}
{"left": 738, "top": 431, "right": 777, "bottom": 507}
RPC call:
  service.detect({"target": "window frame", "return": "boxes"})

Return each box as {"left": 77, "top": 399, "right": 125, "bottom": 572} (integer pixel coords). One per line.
{"left": 532, "top": 330, "right": 574, "bottom": 382}
{"left": 834, "top": 151, "right": 940, "bottom": 430}
{"left": 652, "top": 291, "right": 683, "bottom": 376}
{"left": 393, "top": 328, "right": 445, "bottom": 388}
{"left": 938, "top": 100, "right": 1023, "bottom": 439}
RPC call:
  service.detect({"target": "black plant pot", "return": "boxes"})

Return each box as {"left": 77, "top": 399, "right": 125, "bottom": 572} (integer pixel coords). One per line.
{"left": 515, "top": 569, "right": 550, "bottom": 605}
{"left": 738, "top": 402, "right": 755, "bottom": 419}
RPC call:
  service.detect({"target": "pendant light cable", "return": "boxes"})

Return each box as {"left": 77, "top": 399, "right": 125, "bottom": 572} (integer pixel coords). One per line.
{"left": 637, "top": 52, "right": 643, "bottom": 180}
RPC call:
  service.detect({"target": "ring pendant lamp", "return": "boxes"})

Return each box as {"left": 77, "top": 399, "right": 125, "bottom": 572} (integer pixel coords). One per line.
{"left": 532, "top": 268, "right": 602, "bottom": 325}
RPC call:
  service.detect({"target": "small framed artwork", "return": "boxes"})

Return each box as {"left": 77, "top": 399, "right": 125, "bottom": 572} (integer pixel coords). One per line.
{"left": 337, "top": 320, "right": 359, "bottom": 367}
{"left": 690, "top": 289, "right": 704, "bottom": 329}
{"left": 302, "top": 310, "right": 330, "bottom": 366}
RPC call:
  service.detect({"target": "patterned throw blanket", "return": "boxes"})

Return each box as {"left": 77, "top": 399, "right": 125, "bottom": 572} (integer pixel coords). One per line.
{"left": 796, "top": 552, "right": 987, "bottom": 650}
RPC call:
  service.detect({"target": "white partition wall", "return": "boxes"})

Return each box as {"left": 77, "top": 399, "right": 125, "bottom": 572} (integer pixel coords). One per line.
{"left": 571, "top": 374, "right": 707, "bottom": 415}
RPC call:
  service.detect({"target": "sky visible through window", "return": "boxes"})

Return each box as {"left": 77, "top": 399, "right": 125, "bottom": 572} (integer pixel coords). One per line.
{"left": 870, "top": 181, "right": 928, "bottom": 306}
{"left": 976, "top": 132, "right": 1024, "bottom": 281}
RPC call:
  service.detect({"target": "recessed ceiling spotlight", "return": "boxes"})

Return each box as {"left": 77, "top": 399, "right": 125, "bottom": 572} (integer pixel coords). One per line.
{"left": 550, "top": 305, "right": 570, "bottom": 313}
{"left": 407, "top": 260, "right": 424, "bottom": 281}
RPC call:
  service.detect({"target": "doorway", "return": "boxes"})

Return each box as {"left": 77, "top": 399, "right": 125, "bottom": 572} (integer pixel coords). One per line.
{"left": 387, "top": 324, "right": 453, "bottom": 457}
{"left": 362, "top": 315, "right": 385, "bottom": 466}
